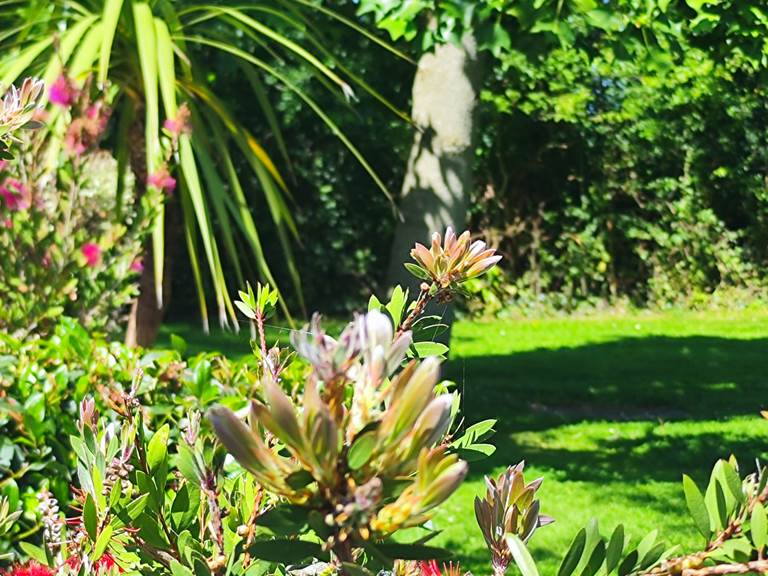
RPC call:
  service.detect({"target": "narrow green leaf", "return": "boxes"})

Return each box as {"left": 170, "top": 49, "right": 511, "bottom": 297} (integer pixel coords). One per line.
{"left": 752, "top": 503, "right": 767, "bottom": 550}
{"left": 83, "top": 494, "right": 98, "bottom": 540}
{"left": 579, "top": 540, "right": 605, "bottom": 576}
{"left": 248, "top": 539, "right": 325, "bottom": 562}
{"left": 683, "top": 474, "right": 711, "bottom": 539}
{"left": 19, "top": 543, "right": 48, "bottom": 566}
{"left": 91, "top": 524, "right": 113, "bottom": 561}
{"left": 721, "top": 461, "right": 745, "bottom": 504}
{"left": 133, "top": 2, "right": 164, "bottom": 307}
{"left": 617, "top": 550, "right": 638, "bottom": 576}
{"left": 98, "top": 0, "right": 124, "bottom": 86}
{"left": 558, "top": 527, "right": 586, "bottom": 576}
{"left": 507, "top": 535, "right": 540, "bottom": 576}
{"left": 605, "top": 525, "right": 625, "bottom": 574}
{"left": 147, "top": 424, "right": 170, "bottom": 471}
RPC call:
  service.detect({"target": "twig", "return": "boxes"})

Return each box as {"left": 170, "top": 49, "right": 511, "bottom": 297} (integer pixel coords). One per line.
{"left": 683, "top": 560, "right": 768, "bottom": 575}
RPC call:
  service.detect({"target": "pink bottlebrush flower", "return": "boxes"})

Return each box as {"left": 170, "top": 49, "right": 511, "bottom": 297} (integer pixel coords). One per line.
{"left": 147, "top": 167, "right": 176, "bottom": 194}
{"left": 0, "top": 178, "right": 30, "bottom": 211}
{"left": 0, "top": 160, "right": 8, "bottom": 171}
{"left": 3, "top": 218, "right": 12, "bottom": 229}
{"left": 63, "top": 101, "right": 111, "bottom": 157}
{"left": 81, "top": 242, "right": 102, "bottom": 267}
{"left": 49, "top": 75, "right": 76, "bottom": 107}
{"left": 163, "top": 103, "right": 191, "bottom": 137}
{"left": 130, "top": 257, "right": 144, "bottom": 273}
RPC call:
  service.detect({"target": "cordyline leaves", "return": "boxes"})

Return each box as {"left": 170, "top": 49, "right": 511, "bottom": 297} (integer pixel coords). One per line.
{"left": 0, "top": 0, "right": 398, "bottom": 327}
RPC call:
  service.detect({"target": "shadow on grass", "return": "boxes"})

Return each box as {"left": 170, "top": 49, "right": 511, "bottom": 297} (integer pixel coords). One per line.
{"left": 445, "top": 335, "right": 768, "bottom": 482}
{"left": 447, "top": 335, "right": 768, "bottom": 424}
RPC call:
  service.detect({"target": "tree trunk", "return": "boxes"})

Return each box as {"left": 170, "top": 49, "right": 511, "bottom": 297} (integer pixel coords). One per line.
{"left": 385, "top": 35, "right": 481, "bottom": 338}
{"left": 124, "top": 204, "right": 178, "bottom": 347}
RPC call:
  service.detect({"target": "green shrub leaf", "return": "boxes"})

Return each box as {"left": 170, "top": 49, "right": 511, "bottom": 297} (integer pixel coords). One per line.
{"left": 606, "top": 524, "right": 625, "bottom": 573}
{"left": 683, "top": 474, "right": 711, "bottom": 539}
{"left": 558, "top": 527, "right": 587, "bottom": 576}
{"left": 752, "top": 502, "right": 767, "bottom": 550}
{"left": 507, "top": 535, "right": 540, "bottom": 576}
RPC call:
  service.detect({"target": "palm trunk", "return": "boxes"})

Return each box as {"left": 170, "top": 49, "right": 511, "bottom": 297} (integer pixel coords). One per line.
{"left": 124, "top": 114, "right": 175, "bottom": 348}
{"left": 385, "top": 35, "right": 482, "bottom": 339}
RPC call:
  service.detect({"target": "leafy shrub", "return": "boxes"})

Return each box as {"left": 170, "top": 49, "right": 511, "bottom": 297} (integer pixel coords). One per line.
{"left": 0, "top": 79, "right": 155, "bottom": 338}
{"left": 0, "top": 316, "right": 259, "bottom": 558}
{"left": 472, "top": 44, "right": 768, "bottom": 312}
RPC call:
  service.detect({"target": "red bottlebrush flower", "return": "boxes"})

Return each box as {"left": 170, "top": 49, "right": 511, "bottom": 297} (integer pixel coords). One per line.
{"left": 81, "top": 242, "right": 102, "bottom": 267}
{"left": 147, "top": 166, "right": 176, "bottom": 194}
{"left": 1, "top": 561, "right": 54, "bottom": 576}
{"left": 63, "top": 552, "right": 122, "bottom": 574}
{"left": 49, "top": 75, "right": 76, "bottom": 108}
{"left": 419, "top": 560, "right": 442, "bottom": 576}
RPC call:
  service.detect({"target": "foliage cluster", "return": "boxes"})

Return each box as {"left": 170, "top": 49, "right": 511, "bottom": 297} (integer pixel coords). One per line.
{"left": 472, "top": 39, "right": 768, "bottom": 312}
{"left": 0, "top": 315, "right": 260, "bottom": 559}
{"left": 0, "top": 80, "right": 153, "bottom": 337}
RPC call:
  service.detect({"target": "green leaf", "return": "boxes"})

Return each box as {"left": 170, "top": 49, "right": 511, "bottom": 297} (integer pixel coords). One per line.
{"left": 248, "top": 539, "right": 325, "bottom": 562}
{"left": 558, "top": 527, "right": 587, "bottom": 576}
{"left": 147, "top": 424, "right": 170, "bottom": 471}
{"left": 19, "top": 543, "right": 48, "bottom": 566}
{"left": 348, "top": 431, "right": 377, "bottom": 470}
{"left": 91, "top": 524, "right": 113, "bottom": 561}
{"left": 368, "top": 294, "right": 383, "bottom": 312}
{"left": 133, "top": 2, "right": 164, "bottom": 307}
{"left": 385, "top": 285, "right": 407, "bottom": 326}
{"left": 605, "top": 525, "right": 625, "bottom": 574}
{"left": 507, "top": 535, "right": 540, "bottom": 576}
{"left": 720, "top": 461, "right": 745, "bottom": 504}
{"left": 617, "top": 550, "right": 638, "bottom": 576}
{"left": 752, "top": 502, "right": 767, "bottom": 550}
{"left": 404, "top": 262, "right": 431, "bottom": 280}
{"left": 683, "top": 474, "right": 711, "bottom": 539}
{"left": 579, "top": 540, "right": 605, "bottom": 576}
{"left": 98, "top": 0, "right": 124, "bottom": 86}
{"left": 83, "top": 494, "right": 98, "bottom": 541}
{"left": 714, "top": 481, "right": 728, "bottom": 529}
{"left": 412, "top": 341, "right": 449, "bottom": 358}
{"left": 126, "top": 493, "right": 150, "bottom": 520}
{"left": 170, "top": 560, "right": 195, "bottom": 576}
{"left": 639, "top": 542, "right": 666, "bottom": 570}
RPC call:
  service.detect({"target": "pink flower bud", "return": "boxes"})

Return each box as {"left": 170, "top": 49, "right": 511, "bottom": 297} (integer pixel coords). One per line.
{"left": 49, "top": 75, "right": 76, "bottom": 107}
{"left": 81, "top": 242, "right": 102, "bottom": 267}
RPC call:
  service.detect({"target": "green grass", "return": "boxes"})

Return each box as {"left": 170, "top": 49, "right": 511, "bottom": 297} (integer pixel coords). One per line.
{"left": 160, "top": 308, "right": 768, "bottom": 574}
{"left": 433, "top": 308, "right": 768, "bottom": 574}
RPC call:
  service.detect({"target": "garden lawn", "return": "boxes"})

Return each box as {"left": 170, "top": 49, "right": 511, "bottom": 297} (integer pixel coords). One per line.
{"left": 161, "top": 307, "right": 768, "bottom": 574}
